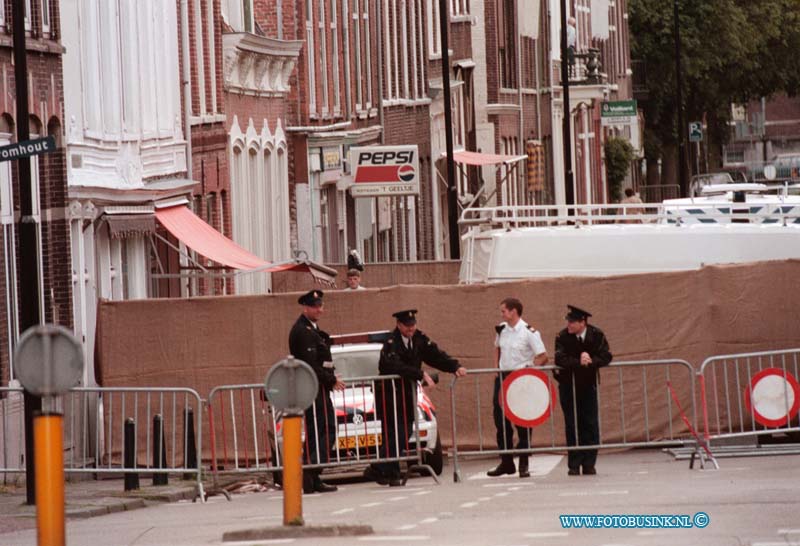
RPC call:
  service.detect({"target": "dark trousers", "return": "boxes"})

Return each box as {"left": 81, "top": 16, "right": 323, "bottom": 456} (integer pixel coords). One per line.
{"left": 304, "top": 389, "right": 335, "bottom": 480}
{"left": 493, "top": 374, "right": 530, "bottom": 456}
{"left": 558, "top": 381, "right": 599, "bottom": 470}
{"left": 372, "top": 379, "right": 414, "bottom": 479}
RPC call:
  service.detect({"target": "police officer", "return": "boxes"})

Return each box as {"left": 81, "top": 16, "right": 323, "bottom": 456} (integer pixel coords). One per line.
{"left": 554, "top": 305, "right": 613, "bottom": 476}
{"left": 487, "top": 298, "right": 549, "bottom": 478}
{"left": 288, "top": 290, "right": 345, "bottom": 493}
{"left": 366, "top": 309, "right": 467, "bottom": 486}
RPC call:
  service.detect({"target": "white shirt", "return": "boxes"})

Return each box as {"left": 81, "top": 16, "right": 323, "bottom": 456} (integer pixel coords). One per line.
{"left": 494, "top": 319, "right": 547, "bottom": 371}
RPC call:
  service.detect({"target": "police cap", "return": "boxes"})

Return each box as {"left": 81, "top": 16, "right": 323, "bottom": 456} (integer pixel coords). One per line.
{"left": 565, "top": 304, "right": 592, "bottom": 322}
{"left": 392, "top": 309, "right": 418, "bottom": 326}
{"left": 298, "top": 290, "right": 324, "bottom": 307}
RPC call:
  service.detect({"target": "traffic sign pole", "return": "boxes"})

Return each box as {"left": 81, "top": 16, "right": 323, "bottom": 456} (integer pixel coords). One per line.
{"left": 282, "top": 415, "right": 303, "bottom": 526}
{"left": 34, "top": 412, "right": 66, "bottom": 546}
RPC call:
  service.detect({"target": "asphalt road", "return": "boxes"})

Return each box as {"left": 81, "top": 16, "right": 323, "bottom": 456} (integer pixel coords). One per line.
{"left": 3, "top": 450, "right": 800, "bottom": 546}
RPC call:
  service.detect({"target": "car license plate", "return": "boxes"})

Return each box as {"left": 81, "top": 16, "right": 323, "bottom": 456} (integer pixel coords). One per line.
{"left": 337, "top": 434, "right": 382, "bottom": 449}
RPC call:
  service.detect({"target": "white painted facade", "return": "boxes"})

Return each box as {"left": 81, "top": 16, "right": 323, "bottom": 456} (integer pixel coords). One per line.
{"left": 61, "top": 0, "right": 190, "bottom": 384}
{"left": 228, "top": 116, "right": 291, "bottom": 295}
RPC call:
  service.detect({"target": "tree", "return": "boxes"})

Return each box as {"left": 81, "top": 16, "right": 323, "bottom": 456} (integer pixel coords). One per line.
{"left": 629, "top": 0, "right": 800, "bottom": 189}
{"left": 604, "top": 137, "right": 636, "bottom": 202}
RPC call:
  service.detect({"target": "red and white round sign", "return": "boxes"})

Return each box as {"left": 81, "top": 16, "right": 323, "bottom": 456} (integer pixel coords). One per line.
{"left": 501, "top": 368, "right": 557, "bottom": 427}
{"left": 744, "top": 368, "right": 800, "bottom": 428}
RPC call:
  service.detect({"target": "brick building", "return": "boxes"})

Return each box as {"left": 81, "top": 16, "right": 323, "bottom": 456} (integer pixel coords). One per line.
{"left": 0, "top": 0, "right": 72, "bottom": 384}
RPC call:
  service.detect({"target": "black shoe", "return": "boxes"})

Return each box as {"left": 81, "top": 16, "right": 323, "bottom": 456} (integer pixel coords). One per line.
{"left": 314, "top": 480, "right": 338, "bottom": 493}
{"left": 303, "top": 471, "right": 316, "bottom": 493}
{"left": 568, "top": 468, "right": 580, "bottom": 476}
{"left": 518, "top": 457, "right": 530, "bottom": 478}
{"left": 582, "top": 466, "right": 597, "bottom": 475}
{"left": 487, "top": 462, "right": 516, "bottom": 477}
{"left": 364, "top": 466, "right": 389, "bottom": 486}
{"left": 388, "top": 477, "right": 404, "bottom": 487}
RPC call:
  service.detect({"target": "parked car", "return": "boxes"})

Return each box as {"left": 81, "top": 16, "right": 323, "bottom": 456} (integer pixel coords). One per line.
{"left": 271, "top": 331, "right": 443, "bottom": 481}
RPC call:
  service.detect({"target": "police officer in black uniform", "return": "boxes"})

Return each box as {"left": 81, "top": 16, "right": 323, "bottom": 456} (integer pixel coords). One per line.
{"left": 554, "top": 305, "right": 612, "bottom": 476}
{"left": 288, "top": 290, "right": 345, "bottom": 493}
{"left": 366, "top": 309, "right": 467, "bottom": 486}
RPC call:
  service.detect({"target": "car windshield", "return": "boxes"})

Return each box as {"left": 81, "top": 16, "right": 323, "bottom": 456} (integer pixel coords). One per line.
{"left": 333, "top": 347, "right": 380, "bottom": 380}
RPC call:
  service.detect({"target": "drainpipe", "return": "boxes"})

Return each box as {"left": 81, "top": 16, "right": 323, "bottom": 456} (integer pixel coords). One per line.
{"left": 517, "top": 0, "right": 524, "bottom": 171}
{"left": 180, "top": 0, "right": 193, "bottom": 182}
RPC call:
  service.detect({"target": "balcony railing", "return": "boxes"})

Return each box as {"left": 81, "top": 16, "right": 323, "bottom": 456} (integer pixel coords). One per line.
{"left": 568, "top": 48, "right": 603, "bottom": 85}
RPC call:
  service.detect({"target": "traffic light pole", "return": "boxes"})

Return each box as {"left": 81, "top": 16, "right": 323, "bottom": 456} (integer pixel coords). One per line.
{"left": 12, "top": 0, "right": 43, "bottom": 506}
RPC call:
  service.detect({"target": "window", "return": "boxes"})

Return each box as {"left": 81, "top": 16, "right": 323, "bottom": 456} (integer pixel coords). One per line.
{"left": 194, "top": 0, "right": 206, "bottom": 116}
{"left": 451, "top": 0, "right": 468, "bottom": 16}
{"left": 331, "top": 0, "right": 341, "bottom": 114}
{"left": 306, "top": 0, "right": 317, "bottom": 112}
{"left": 497, "top": 0, "right": 517, "bottom": 88}
{"left": 352, "top": 0, "right": 363, "bottom": 109}
{"left": 0, "top": 0, "right": 5, "bottom": 30}
{"left": 25, "top": 0, "right": 31, "bottom": 31}
{"left": 427, "top": 0, "right": 441, "bottom": 57}
{"left": 223, "top": 0, "right": 253, "bottom": 32}
{"left": 318, "top": 0, "right": 329, "bottom": 114}
{"left": 384, "top": 0, "right": 423, "bottom": 101}
{"left": 41, "top": 0, "right": 51, "bottom": 34}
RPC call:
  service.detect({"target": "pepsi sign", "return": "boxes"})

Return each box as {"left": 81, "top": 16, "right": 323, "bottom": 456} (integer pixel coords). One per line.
{"left": 349, "top": 145, "right": 420, "bottom": 197}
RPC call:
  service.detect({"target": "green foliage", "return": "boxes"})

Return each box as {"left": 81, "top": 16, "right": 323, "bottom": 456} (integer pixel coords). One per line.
{"left": 604, "top": 137, "right": 636, "bottom": 202}
{"left": 629, "top": 0, "right": 800, "bottom": 155}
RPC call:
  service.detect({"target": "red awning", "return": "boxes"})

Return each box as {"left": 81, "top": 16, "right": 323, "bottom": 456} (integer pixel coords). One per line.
{"left": 154, "top": 205, "right": 337, "bottom": 283}
{"left": 445, "top": 150, "right": 527, "bottom": 167}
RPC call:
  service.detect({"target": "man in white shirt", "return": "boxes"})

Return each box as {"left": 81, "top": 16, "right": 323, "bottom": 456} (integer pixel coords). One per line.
{"left": 487, "top": 298, "right": 549, "bottom": 478}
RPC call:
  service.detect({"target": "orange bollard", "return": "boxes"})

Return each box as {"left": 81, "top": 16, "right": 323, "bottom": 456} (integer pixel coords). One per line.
{"left": 34, "top": 412, "right": 65, "bottom": 546}
{"left": 282, "top": 415, "right": 303, "bottom": 526}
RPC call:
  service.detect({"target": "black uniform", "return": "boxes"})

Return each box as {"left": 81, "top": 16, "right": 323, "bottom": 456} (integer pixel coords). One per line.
{"left": 554, "top": 323, "right": 612, "bottom": 472}
{"left": 370, "top": 328, "right": 460, "bottom": 480}
{"left": 288, "top": 314, "right": 337, "bottom": 471}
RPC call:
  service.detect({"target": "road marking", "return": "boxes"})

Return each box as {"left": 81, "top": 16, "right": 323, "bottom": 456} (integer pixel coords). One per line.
{"left": 439, "top": 511, "right": 453, "bottom": 517}
{"left": 224, "top": 538, "right": 297, "bottom": 546}
{"left": 778, "top": 530, "right": 800, "bottom": 535}
{"left": 357, "top": 536, "right": 430, "bottom": 542}
{"left": 419, "top": 517, "right": 438, "bottom": 524}
{"left": 482, "top": 482, "right": 535, "bottom": 488}
{"left": 332, "top": 508, "right": 355, "bottom": 515}
{"left": 494, "top": 492, "right": 510, "bottom": 497}
{"left": 478, "top": 496, "right": 492, "bottom": 502}
{"left": 523, "top": 532, "right": 569, "bottom": 538}
{"left": 361, "top": 502, "right": 384, "bottom": 508}
{"left": 508, "top": 486, "right": 522, "bottom": 491}
{"left": 241, "top": 515, "right": 283, "bottom": 521}
{"left": 467, "top": 455, "right": 562, "bottom": 480}
{"left": 396, "top": 524, "right": 418, "bottom": 531}
{"left": 387, "top": 496, "right": 408, "bottom": 502}
{"left": 413, "top": 490, "right": 431, "bottom": 496}
{"left": 558, "top": 490, "right": 629, "bottom": 497}
{"left": 460, "top": 501, "right": 479, "bottom": 508}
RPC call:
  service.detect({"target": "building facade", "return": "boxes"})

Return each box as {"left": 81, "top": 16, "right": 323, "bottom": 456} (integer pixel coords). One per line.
{"left": 0, "top": 0, "right": 73, "bottom": 385}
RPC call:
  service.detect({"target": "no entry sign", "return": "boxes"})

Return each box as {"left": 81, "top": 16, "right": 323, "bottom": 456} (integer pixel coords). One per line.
{"left": 501, "top": 368, "right": 556, "bottom": 427}
{"left": 744, "top": 368, "right": 800, "bottom": 428}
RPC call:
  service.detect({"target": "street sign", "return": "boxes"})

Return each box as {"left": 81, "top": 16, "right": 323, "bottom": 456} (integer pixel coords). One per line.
{"left": 264, "top": 357, "right": 319, "bottom": 415}
{"left": 14, "top": 324, "right": 83, "bottom": 397}
{"left": 689, "top": 122, "right": 703, "bottom": 142}
{"left": 744, "top": 368, "right": 799, "bottom": 428}
{"left": 349, "top": 145, "right": 420, "bottom": 197}
{"left": 600, "top": 100, "right": 637, "bottom": 126}
{"left": 0, "top": 136, "right": 57, "bottom": 163}
{"left": 501, "top": 368, "right": 556, "bottom": 427}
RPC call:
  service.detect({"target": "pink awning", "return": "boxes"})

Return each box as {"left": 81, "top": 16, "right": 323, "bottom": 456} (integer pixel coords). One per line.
{"left": 154, "top": 205, "right": 337, "bottom": 284}
{"left": 445, "top": 150, "right": 527, "bottom": 167}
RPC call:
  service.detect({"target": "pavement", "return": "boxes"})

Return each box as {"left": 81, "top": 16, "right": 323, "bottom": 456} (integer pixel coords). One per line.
{"left": 1, "top": 450, "right": 800, "bottom": 546}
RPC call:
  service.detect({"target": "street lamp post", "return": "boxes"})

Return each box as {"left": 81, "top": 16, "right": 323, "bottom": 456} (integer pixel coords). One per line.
{"left": 673, "top": 0, "right": 688, "bottom": 197}
{"left": 560, "top": 0, "right": 575, "bottom": 207}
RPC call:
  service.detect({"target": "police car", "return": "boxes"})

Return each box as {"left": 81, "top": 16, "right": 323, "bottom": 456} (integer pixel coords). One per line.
{"left": 271, "top": 331, "right": 443, "bottom": 478}
{"left": 329, "top": 332, "right": 442, "bottom": 474}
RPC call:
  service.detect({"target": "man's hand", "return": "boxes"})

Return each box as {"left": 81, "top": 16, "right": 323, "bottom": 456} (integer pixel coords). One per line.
{"left": 423, "top": 371, "right": 436, "bottom": 388}
{"left": 454, "top": 366, "right": 468, "bottom": 377}
{"left": 333, "top": 379, "right": 346, "bottom": 391}
{"left": 580, "top": 352, "right": 592, "bottom": 367}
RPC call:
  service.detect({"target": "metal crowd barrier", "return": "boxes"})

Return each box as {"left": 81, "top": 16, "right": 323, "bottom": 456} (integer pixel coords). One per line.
{"left": 449, "top": 360, "right": 698, "bottom": 482}
{"left": 0, "top": 386, "right": 25, "bottom": 481}
{"left": 62, "top": 387, "right": 205, "bottom": 500}
{"left": 698, "top": 348, "right": 800, "bottom": 450}
{"left": 206, "top": 375, "right": 434, "bottom": 488}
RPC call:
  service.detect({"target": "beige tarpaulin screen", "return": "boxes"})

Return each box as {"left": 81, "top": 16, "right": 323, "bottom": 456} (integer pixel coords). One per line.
{"left": 96, "top": 260, "right": 800, "bottom": 448}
